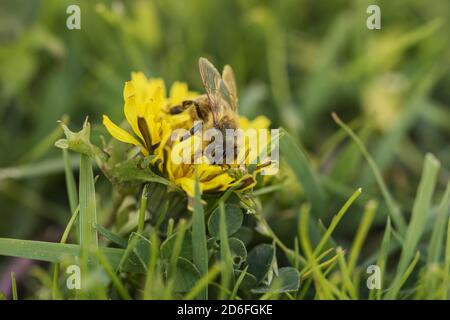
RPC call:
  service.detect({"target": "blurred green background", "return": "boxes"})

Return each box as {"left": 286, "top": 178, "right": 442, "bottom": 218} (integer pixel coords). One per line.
{"left": 0, "top": 0, "right": 449, "bottom": 292}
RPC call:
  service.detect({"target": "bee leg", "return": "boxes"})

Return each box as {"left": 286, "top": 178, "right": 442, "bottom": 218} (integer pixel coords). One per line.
{"left": 168, "top": 100, "right": 198, "bottom": 115}
{"left": 168, "top": 105, "right": 185, "bottom": 115}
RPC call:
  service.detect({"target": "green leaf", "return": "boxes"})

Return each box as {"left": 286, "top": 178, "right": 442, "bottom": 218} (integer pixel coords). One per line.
{"left": 229, "top": 238, "right": 247, "bottom": 268}
{"left": 173, "top": 257, "right": 201, "bottom": 293}
{"left": 252, "top": 267, "right": 300, "bottom": 293}
{"left": 232, "top": 226, "right": 253, "bottom": 246}
{"left": 160, "top": 231, "right": 193, "bottom": 262}
{"left": 119, "top": 232, "right": 152, "bottom": 272}
{"left": 205, "top": 185, "right": 238, "bottom": 215}
{"left": 109, "top": 157, "right": 175, "bottom": 187}
{"left": 208, "top": 203, "right": 243, "bottom": 239}
{"left": 234, "top": 269, "right": 257, "bottom": 292}
{"left": 192, "top": 173, "right": 209, "bottom": 299}
{"left": 247, "top": 244, "right": 275, "bottom": 284}
{"left": 279, "top": 128, "right": 326, "bottom": 216}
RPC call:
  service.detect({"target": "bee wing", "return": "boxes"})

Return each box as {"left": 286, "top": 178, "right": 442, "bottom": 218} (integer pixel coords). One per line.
{"left": 218, "top": 79, "right": 233, "bottom": 110}
{"left": 198, "top": 57, "right": 223, "bottom": 122}
{"left": 222, "top": 65, "right": 238, "bottom": 111}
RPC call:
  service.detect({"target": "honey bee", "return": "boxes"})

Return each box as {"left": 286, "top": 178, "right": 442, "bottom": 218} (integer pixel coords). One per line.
{"left": 168, "top": 57, "right": 240, "bottom": 137}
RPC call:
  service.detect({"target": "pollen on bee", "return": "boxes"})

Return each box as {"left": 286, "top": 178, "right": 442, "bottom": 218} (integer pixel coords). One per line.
{"left": 169, "top": 121, "right": 279, "bottom": 175}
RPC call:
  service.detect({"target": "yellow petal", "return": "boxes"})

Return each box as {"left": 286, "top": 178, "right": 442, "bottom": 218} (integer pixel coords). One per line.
{"left": 102, "top": 115, "right": 141, "bottom": 146}
{"left": 201, "top": 173, "right": 235, "bottom": 192}
{"left": 123, "top": 95, "right": 143, "bottom": 140}
{"left": 169, "top": 82, "right": 187, "bottom": 106}
{"left": 239, "top": 115, "right": 271, "bottom": 130}
{"left": 198, "top": 163, "right": 223, "bottom": 180}
{"left": 123, "top": 81, "right": 135, "bottom": 100}
{"left": 169, "top": 81, "right": 198, "bottom": 106}
{"left": 149, "top": 78, "right": 166, "bottom": 100}
{"left": 232, "top": 174, "right": 256, "bottom": 191}
{"left": 144, "top": 86, "right": 165, "bottom": 118}
{"left": 153, "top": 86, "right": 165, "bottom": 109}
{"left": 176, "top": 177, "right": 197, "bottom": 197}
{"left": 131, "top": 72, "right": 150, "bottom": 104}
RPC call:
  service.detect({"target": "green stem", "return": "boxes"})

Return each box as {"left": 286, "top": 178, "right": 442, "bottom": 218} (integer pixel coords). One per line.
{"left": 137, "top": 184, "right": 149, "bottom": 234}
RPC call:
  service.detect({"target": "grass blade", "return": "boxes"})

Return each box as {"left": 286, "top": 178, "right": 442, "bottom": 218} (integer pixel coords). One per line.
{"left": 183, "top": 264, "right": 222, "bottom": 300}
{"left": 52, "top": 205, "right": 80, "bottom": 299}
{"left": 386, "top": 153, "right": 440, "bottom": 299}
{"left": 428, "top": 182, "right": 450, "bottom": 264}
{"left": 219, "top": 202, "right": 233, "bottom": 299}
{"left": 51, "top": 149, "right": 80, "bottom": 299}
{"left": 143, "top": 231, "right": 160, "bottom": 299}
{"left": 444, "top": 218, "right": 450, "bottom": 299}
{"left": 0, "top": 156, "right": 78, "bottom": 181}
{"left": 299, "top": 204, "right": 343, "bottom": 299}
{"left": 63, "top": 149, "right": 78, "bottom": 217}
{"left": 97, "top": 250, "right": 132, "bottom": 300}
{"left": 336, "top": 247, "right": 357, "bottom": 299}
{"left": 230, "top": 266, "right": 248, "bottom": 300}
{"left": 348, "top": 200, "right": 378, "bottom": 274}
{"left": 279, "top": 128, "right": 326, "bottom": 216}
{"left": 332, "top": 112, "right": 406, "bottom": 234}
{"left": 372, "top": 217, "right": 392, "bottom": 300}
{"left": 386, "top": 251, "right": 421, "bottom": 300}
{"left": 163, "top": 219, "right": 187, "bottom": 298}
{"left": 137, "top": 184, "right": 149, "bottom": 234}
{"left": 314, "top": 188, "right": 362, "bottom": 257}
{"left": 191, "top": 173, "right": 209, "bottom": 299}
{"left": 0, "top": 238, "right": 145, "bottom": 273}
{"left": 11, "top": 272, "right": 18, "bottom": 300}
{"left": 79, "top": 154, "right": 99, "bottom": 275}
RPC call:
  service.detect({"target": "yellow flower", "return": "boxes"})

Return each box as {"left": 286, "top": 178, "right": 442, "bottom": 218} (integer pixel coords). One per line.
{"left": 168, "top": 81, "right": 198, "bottom": 107}
{"left": 163, "top": 135, "right": 237, "bottom": 197}
{"left": 103, "top": 71, "right": 272, "bottom": 205}
{"left": 236, "top": 115, "right": 271, "bottom": 165}
{"left": 239, "top": 115, "right": 271, "bottom": 130}
{"left": 103, "top": 89, "right": 169, "bottom": 158}
{"left": 102, "top": 72, "right": 195, "bottom": 160}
